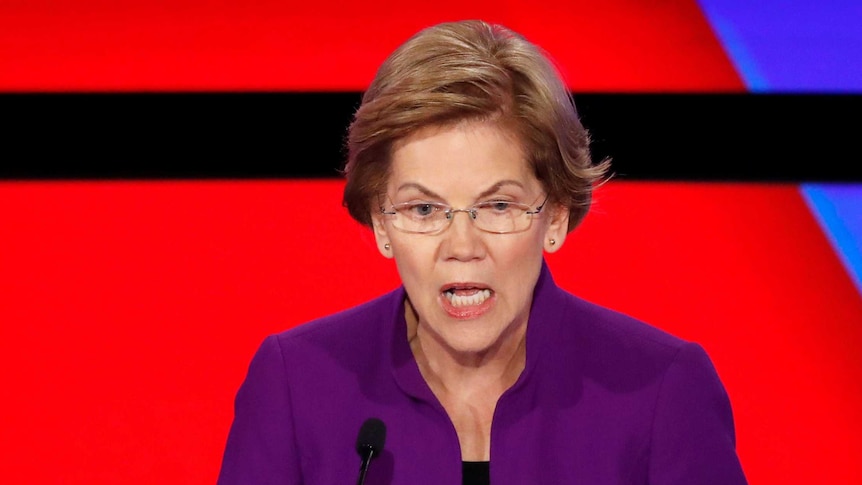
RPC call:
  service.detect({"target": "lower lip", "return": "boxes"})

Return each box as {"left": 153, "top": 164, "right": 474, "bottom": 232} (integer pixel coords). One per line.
{"left": 439, "top": 292, "right": 495, "bottom": 319}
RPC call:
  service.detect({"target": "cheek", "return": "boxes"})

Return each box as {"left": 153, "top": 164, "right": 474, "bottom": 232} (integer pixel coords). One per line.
{"left": 501, "top": 231, "right": 546, "bottom": 257}
{"left": 487, "top": 238, "right": 545, "bottom": 284}
{"left": 390, "top": 241, "right": 436, "bottom": 280}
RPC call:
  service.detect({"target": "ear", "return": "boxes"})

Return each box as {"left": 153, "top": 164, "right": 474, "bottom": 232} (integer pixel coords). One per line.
{"left": 543, "top": 203, "right": 569, "bottom": 253}
{"left": 371, "top": 213, "right": 395, "bottom": 259}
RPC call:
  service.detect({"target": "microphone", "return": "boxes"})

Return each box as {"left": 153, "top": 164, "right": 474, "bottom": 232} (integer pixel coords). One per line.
{"left": 355, "top": 417, "right": 386, "bottom": 485}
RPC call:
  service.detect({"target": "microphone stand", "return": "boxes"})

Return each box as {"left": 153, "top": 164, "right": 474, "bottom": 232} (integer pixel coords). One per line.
{"left": 356, "top": 446, "right": 375, "bottom": 485}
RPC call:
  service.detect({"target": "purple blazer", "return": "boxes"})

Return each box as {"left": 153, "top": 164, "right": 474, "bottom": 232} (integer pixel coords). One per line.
{"left": 217, "top": 262, "right": 748, "bottom": 484}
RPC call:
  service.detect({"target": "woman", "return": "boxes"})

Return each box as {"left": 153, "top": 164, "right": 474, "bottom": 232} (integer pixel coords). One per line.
{"left": 217, "top": 20, "right": 748, "bottom": 485}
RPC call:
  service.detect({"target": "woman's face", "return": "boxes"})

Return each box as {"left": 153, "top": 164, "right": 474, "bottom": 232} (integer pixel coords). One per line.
{"left": 372, "top": 120, "right": 569, "bottom": 358}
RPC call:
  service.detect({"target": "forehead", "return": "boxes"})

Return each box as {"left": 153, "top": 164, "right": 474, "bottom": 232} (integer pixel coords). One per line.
{"left": 388, "top": 120, "right": 539, "bottom": 195}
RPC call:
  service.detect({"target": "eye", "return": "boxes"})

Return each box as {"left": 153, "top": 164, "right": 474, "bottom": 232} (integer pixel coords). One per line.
{"left": 477, "top": 200, "right": 514, "bottom": 212}
{"left": 403, "top": 202, "right": 438, "bottom": 217}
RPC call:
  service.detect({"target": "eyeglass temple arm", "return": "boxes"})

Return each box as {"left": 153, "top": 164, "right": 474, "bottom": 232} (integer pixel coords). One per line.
{"left": 527, "top": 195, "right": 550, "bottom": 215}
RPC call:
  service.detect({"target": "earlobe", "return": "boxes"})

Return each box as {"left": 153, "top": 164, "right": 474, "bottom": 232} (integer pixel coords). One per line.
{"left": 544, "top": 204, "right": 569, "bottom": 253}
{"left": 371, "top": 215, "right": 394, "bottom": 259}
{"left": 545, "top": 236, "right": 564, "bottom": 253}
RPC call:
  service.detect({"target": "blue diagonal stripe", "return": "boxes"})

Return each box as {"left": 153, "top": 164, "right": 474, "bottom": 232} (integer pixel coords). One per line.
{"left": 801, "top": 183, "right": 862, "bottom": 297}
{"left": 697, "top": 1, "right": 862, "bottom": 92}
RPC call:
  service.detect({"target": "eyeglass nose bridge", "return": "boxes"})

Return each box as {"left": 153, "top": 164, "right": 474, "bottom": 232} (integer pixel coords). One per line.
{"left": 444, "top": 207, "right": 479, "bottom": 221}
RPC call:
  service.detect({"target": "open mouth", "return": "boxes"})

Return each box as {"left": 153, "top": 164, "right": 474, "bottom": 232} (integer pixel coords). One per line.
{"left": 443, "top": 286, "right": 493, "bottom": 307}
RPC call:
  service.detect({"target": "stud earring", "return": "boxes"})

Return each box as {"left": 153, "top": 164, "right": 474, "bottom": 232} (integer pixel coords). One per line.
{"left": 384, "top": 243, "right": 391, "bottom": 250}
{"left": 549, "top": 239, "right": 556, "bottom": 246}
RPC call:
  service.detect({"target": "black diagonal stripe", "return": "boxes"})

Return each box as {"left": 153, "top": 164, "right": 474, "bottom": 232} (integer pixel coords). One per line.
{"left": 2, "top": 92, "right": 860, "bottom": 181}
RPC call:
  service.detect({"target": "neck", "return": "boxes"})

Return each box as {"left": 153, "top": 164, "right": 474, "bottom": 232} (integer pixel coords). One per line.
{"left": 405, "top": 299, "right": 527, "bottom": 395}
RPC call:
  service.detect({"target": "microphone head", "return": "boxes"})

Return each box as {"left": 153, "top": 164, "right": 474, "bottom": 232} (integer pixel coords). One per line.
{"left": 356, "top": 417, "right": 387, "bottom": 458}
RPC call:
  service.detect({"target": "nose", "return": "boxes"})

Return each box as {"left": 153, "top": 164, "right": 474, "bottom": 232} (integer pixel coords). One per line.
{"left": 440, "top": 209, "right": 486, "bottom": 261}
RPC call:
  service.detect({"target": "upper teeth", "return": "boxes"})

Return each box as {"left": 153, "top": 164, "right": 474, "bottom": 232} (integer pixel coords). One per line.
{"left": 446, "top": 289, "right": 491, "bottom": 307}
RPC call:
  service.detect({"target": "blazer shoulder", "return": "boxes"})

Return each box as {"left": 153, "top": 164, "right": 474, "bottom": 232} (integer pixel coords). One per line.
{"left": 553, "top": 289, "right": 693, "bottom": 368}
{"left": 269, "top": 285, "right": 404, "bottom": 351}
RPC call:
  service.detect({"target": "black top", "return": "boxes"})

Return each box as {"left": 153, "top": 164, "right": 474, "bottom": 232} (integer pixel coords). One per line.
{"left": 463, "top": 461, "right": 490, "bottom": 485}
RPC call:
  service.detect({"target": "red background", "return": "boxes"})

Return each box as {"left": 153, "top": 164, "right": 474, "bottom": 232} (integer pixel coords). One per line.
{"left": 2, "top": 1, "right": 861, "bottom": 483}
{"left": 2, "top": 180, "right": 861, "bottom": 484}
{"left": 0, "top": 0, "right": 742, "bottom": 92}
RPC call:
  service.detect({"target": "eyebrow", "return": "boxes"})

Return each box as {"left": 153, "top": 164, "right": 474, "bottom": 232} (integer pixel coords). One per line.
{"left": 394, "top": 180, "right": 526, "bottom": 200}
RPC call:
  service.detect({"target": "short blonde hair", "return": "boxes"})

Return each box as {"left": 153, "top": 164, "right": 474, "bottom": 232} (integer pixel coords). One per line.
{"left": 342, "top": 19, "right": 609, "bottom": 232}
